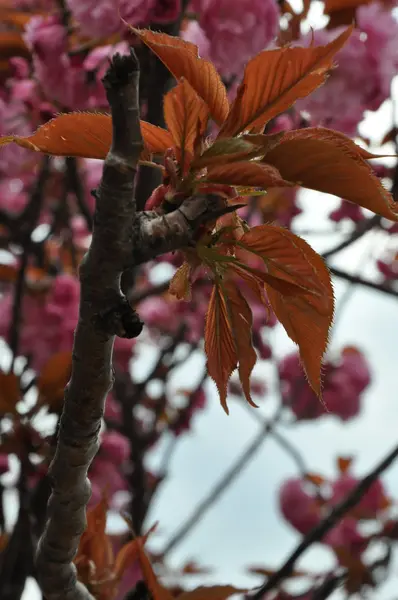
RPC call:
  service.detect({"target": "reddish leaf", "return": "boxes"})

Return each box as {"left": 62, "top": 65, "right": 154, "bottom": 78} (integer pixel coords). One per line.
{"left": 219, "top": 27, "right": 352, "bottom": 137}
{"left": 192, "top": 138, "right": 259, "bottom": 170}
{"left": 178, "top": 586, "right": 248, "bottom": 600}
{"left": 134, "top": 533, "right": 174, "bottom": 600}
{"left": 0, "top": 372, "right": 19, "bottom": 416}
{"left": 130, "top": 28, "right": 229, "bottom": 125}
{"left": 114, "top": 525, "right": 156, "bottom": 581}
{"left": 164, "top": 78, "right": 209, "bottom": 170}
{"left": 0, "top": 113, "right": 172, "bottom": 160}
{"left": 141, "top": 120, "right": 174, "bottom": 155}
{"left": 37, "top": 351, "right": 72, "bottom": 408}
{"left": 169, "top": 262, "right": 192, "bottom": 300}
{"left": 77, "top": 496, "right": 113, "bottom": 576}
{"left": 204, "top": 284, "right": 237, "bottom": 413}
{"left": 222, "top": 281, "right": 258, "bottom": 408}
{"left": 324, "top": 0, "right": 370, "bottom": 14}
{"left": 241, "top": 132, "right": 285, "bottom": 153}
{"left": 192, "top": 133, "right": 285, "bottom": 170}
{"left": 263, "top": 128, "right": 398, "bottom": 221}
{"left": 240, "top": 225, "right": 334, "bottom": 396}
{"left": 0, "top": 264, "right": 17, "bottom": 283}
{"left": 305, "top": 473, "right": 326, "bottom": 486}
{"left": 0, "top": 9, "right": 37, "bottom": 30}
{"left": 180, "top": 561, "right": 212, "bottom": 575}
{"left": 204, "top": 161, "right": 295, "bottom": 189}
{"left": 337, "top": 456, "right": 353, "bottom": 474}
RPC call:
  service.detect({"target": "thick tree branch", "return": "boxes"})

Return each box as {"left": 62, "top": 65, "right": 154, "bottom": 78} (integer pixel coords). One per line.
{"left": 133, "top": 198, "right": 240, "bottom": 265}
{"left": 35, "top": 47, "right": 242, "bottom": 599}
{"left": 250, "top": 441, "right": 398, "bottom": 598}
{"left": 35, "top": 50, "right": 144, "bottom": 600}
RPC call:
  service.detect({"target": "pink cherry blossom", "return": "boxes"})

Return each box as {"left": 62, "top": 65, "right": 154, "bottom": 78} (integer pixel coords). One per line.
{"left": 89, "top": 457, "right": 128, "bottom": 505}
{"left": 190, "top": 0, "right": 279, "bottom": 77}
{"left": 324, "top": 517, "right": 368, "bottom": 559}
{"left": 101, "top": 431, "right": 130, "bottom": 463}
{"left": 181, "top": 19, "right": 211, "bottom": 58}
{"left": 104, "top": 393, "right": 122, "bottom": 422}
{"left": 329, "top": 200, "right": 365, "bottom": 223}
{"left": 23, "top": 16, "right": 130, "bottom": 110}
{"left": 279, "top": 478, "right": 322, "bottom": 534}
{"left": 0, "top": 274, "right": 135, "bottom": 372}
{"left": 279, "top": 349, "right": 370, "bottom": 422}
{"left": 296, "top": 4, "right": 398, "bottom": 135}
{"left": 377, "top": 253, "right": 398, "bottom": 280}
{"left": 0, "top": 94, "right": 33, "bottom": 177}
{"left": 66, "top": 0, "right": 180, "bottom": 39}
{"left": 0, "top": 455, "right": 9, "bottom": 475}
{"left": 331, "top": 474, "right": 388, "bottom": 518}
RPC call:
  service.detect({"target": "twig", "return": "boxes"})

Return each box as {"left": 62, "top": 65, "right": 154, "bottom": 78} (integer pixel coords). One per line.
{"left": 321, "top": 215, "right": 381, "bottom": 260}
{"left": 35, "top": 50, "right": 144, "bottom": 600}
{"left": 65, "top": 157, "right": 93, "bottom": 232}
{"left": 329, "top": 267, "right": 398, "bottom": 298}
{"left": 135, "top": 0, "right": 189, "bottom": 210}
{"left": 244, "top": 403, "right": 308, "bottom": 476}
{"left": 161, "top": 407, "right": 283, "bottom": 557}
{"left": 250, "top": 441, "right": 398, "bottom": 598}
{"left": 8, "top": 158, "right": 50, "bottom": 370}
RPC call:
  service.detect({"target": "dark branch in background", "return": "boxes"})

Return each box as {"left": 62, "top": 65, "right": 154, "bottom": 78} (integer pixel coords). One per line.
{"left": 65, "top": 157, "right": 93, "bottom": 232}
{"left": 329, "top": 266, "right": 398, "bottom": 298}
{"left": 322, "top": 215, "right": 381, "bottom": 260}
{"left": 114, "top": 326, "right": 187, "bottom": 534}
{"left": 250, "top": 441, "right": 398, "bottom": 599}
{"left": 161, "top": 406, "right": 283, "bottom": 557}
{"left": 35, "top": 50, "right": 144, "bottom": 600}
{"left": 135, "top": 0, "right": 190, "bottom": 210}
{"left": 8, "top": 157, "right": 50, "bottom": 371}
{"left": 0, "top": 462, "right": 34, "bottom": 600}
{"left": 245, "top": 404, "right": 308, "bottom": 477}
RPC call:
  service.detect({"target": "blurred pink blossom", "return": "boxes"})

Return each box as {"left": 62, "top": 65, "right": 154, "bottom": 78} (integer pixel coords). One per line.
{"left": 297, "top": 4, "right": 398, "bottom": 135}
{"left": 101, "top": 431, "right": 130, "bottom": 463}
{"left": 0, "top": 274, "right": 135, "bottom": 372}
{"left": 279, "top": 478, "right": 322, "bottom": 534}
{"left": 66, "top": 0, "right": 181, "bottom": 39}
{"left": 181, "top": 20, "right": 211, "bottom": 58}
{"left": 24, "top": 16, "right": 130, "bottom": 109}
{"left": 279, "top": 348, "right": 371, "bottom": 422}
{"left": 331, "top": 474, "right": 389, "bottom": 518}
{"left": 324, "top": 517, "right": 368, "bottom": 559}
{"left": 190, "top": 0, "right": 279, "bottom": 77}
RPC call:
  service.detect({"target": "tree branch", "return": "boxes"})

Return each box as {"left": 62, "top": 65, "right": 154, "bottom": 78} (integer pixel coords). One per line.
{"left": 35, "top": 47, "right": 242, "bottom": 600}
{"left": 329, "top": 266, "right": 398, "bottom": 298}
{"left": 250, "top": 441, "right": 398, "bottom": 598}
{"left": 35, "top": 50, "right": 144, "bottom": 600}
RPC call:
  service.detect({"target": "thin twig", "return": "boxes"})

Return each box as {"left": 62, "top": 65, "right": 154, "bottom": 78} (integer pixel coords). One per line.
{"left": 329, "top": 267, "right": 398, "bottom": 298}
{"left": 8, "top": 158, "right": 50, "bottom": 370}
{"left": 322, "top": 215, "right": 381, "bottom": 260}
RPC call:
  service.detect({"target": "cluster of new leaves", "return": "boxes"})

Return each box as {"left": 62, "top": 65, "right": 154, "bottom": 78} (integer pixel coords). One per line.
{"left": 1, "top": 26, "right": 397, "bottom": 412}
{"left": 77, "top": 497, "right": 246, "bottom": 600}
